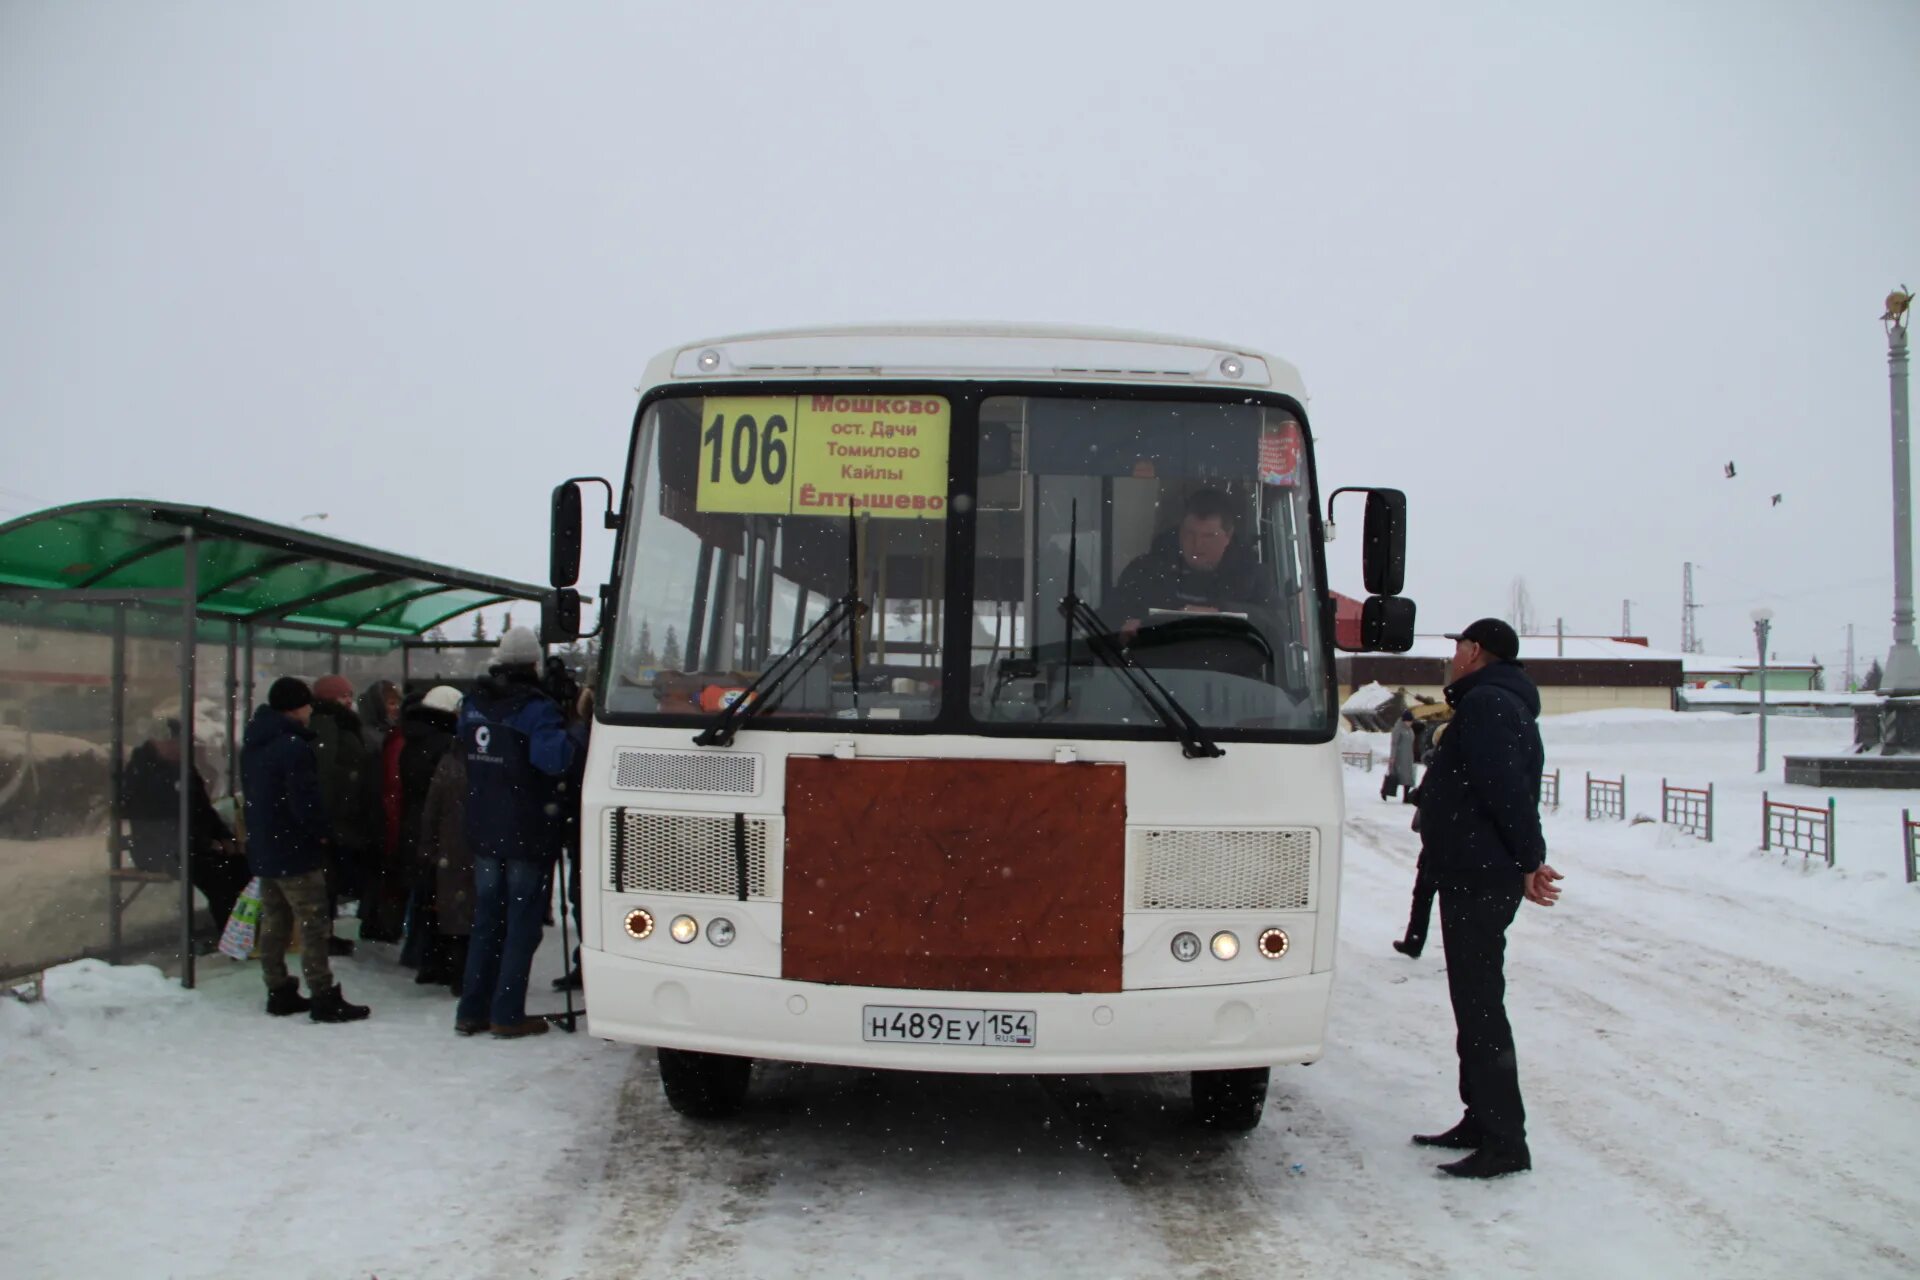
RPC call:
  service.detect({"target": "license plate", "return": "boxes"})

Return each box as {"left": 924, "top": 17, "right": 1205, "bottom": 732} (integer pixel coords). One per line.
{"left": 862, "top": 1005, "right": 1036, "bottom": 1048}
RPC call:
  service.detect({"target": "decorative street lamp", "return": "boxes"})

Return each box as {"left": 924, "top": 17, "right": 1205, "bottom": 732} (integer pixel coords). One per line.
{"left": 1883, "top": 287, "right": 1919, "bottom": 695}
{"left": 1753, "top": 606, "right": 1773, "bottom": 773}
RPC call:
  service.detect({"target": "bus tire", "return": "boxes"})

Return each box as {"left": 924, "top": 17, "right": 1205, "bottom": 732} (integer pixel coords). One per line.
{"left": 1191, "top": 1067, "right": 1270, "bottom": 1131}
{"left": 657, "top": 1047, "right": 753, "bottom": 1119}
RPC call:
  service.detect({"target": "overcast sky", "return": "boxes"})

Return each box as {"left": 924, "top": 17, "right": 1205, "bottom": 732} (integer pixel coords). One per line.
{"left": 5, "top": 1, "right": 1918, "bottom": 669}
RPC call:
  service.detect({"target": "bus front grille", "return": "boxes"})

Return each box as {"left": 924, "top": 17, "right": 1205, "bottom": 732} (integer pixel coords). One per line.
{"left": 1132, "top": 828, "right": 1317, "bottom": 911}
{"left": 606, "top": 809, "right": 773, "bottom": 898}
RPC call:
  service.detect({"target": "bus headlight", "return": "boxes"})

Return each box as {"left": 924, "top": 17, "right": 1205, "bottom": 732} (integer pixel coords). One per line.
{"left": 623, "top": 909, "right": 654, "bottom": 941}
{"left": 1210, "top": 931, "right": 1240, "bottom": 961}
{"left": 707, "top": 917, "right": 736, "bottom": 948}
{"left": 1258, "top": 928, "right": 1290, "bottom": 959}
{"left": 669, "top": 915, "right": 699, "bottom": 944}
{"left": 1170, "top": 931, "right": 1202, "bottom": 963}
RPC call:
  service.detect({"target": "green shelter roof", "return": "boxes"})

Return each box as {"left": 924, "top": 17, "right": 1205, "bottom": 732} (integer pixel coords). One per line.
{"left": 0, "top": 501, "right": 546, "bottom": 641}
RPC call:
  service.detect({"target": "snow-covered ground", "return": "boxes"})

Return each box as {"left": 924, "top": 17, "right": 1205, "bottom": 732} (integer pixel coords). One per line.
{"left": 3, "top": 711, "right": 1917, "bottom": 1279}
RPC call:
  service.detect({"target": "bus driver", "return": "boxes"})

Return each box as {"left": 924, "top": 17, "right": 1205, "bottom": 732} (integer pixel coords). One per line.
{"left": 1112, "top": 488, "right": 1273, "bottom": 644}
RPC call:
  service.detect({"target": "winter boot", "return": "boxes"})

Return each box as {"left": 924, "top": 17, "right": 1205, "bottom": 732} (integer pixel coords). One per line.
{"left": 454, "top": 1018, "right": 492, "bottom": 1037}
{"left": 1412, "top": 1120, "right": 1483, "bottom": 1150}
{"left": 1392, "top": 938, "right": 1424, "bottom": 959}
{"left": 328, "top": 936, "right": 357, "bottom": 957}
{"left": 308, "top": 985, "right": 371, "bottom": 1023}
{"left": 491, "top": 1017, "right": 551, "bottom": 1039}
{"left": 1439, "top": 1145, "right": 1531, "bottom": 1179}
{"left": 265, "top": 981, "right": 311, "bottom": 1017}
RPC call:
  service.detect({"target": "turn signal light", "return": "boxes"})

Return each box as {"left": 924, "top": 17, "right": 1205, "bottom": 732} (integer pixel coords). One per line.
{"left": 624, "top": 909, "right": 654, "bottom": 941}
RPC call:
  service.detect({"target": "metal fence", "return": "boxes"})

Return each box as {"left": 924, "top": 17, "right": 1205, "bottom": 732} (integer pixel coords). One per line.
{"left": 1586, "top": 773, "right": 1626, "bottom": 821}
{"left": 1540, "top": 769, "right": 1560, "bottom": 810}
{"left": 1340, "top": 749, "right": 1374, "bottom": 772}
{"left": 1904, "top": 809, "right": 1919, "bottom": 885}
{"left": 1762, "top": 792, "right": 1835, "bottom": 867}
{"left": 1661, "top": 779, "right": 1714, "bottom": 842}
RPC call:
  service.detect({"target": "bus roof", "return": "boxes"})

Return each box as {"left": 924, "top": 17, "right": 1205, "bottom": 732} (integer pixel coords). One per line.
{"left": 639, "top": 323, "right": 1307, "bottom": 400}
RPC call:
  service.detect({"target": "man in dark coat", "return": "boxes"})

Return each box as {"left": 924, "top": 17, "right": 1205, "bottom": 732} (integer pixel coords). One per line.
{"left": 395, "top": 685, "right": 462, "bottom": 979}
{"left": 121, "top": 717, "right": 250, "bottom": 940}
{"left": 240, "top": 677, "right": 370, "bottom": 1023}
{"left": 308, "top": 674, "right": 367, "bottom": 955}
{"left": 1108, "top": 488, "right": 1275, "bottom": 642}
{"left": 455, "top": 627, "right": 576, "bottom": 1038}
{"left": 1411, "top": 618, "right": 1562, "bottom": 1178}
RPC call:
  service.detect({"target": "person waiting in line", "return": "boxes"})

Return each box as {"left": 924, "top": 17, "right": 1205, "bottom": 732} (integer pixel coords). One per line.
{"left": 1108, "top": 488, "right": 1275, "bottom": 645}
{"left": 419, "top": 723, "right": 475, "bottom": 997}
{"left": 240, "top": 677, "right": 370, "bottom": 1023}
{"left": 121, "top": 716, "right": 251, "bottom": 944}
{"left": 396, "top": 685, "right": 463, "bottom": 983}
{"left": 354, "top": 679, "right": 408, "bottom": 944}
{"left": 308, "top": 674, "right": 369, "bottom": 956}
{"left": 455, "top": 627, "right": 577, "bottom": 1038}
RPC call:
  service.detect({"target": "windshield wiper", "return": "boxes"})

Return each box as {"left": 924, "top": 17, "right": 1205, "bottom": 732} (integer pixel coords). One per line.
{"left": 1056, "top": 502, "right": 1223, "bottom": 760}
{"left": 694, "top": 507, "right": 867, "bottom": 748}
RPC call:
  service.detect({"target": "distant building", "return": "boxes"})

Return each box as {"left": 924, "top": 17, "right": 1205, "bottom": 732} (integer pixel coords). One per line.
{"left": 1338, "top": 635, "right": 1685, "bottom": 716}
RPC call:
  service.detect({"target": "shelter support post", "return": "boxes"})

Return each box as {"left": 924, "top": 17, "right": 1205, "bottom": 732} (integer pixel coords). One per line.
{"left": 108, "top": 604, "right": 128, "bottom": 960}
{"left": 178, "top": 529, "right": 198, "bottom": 989}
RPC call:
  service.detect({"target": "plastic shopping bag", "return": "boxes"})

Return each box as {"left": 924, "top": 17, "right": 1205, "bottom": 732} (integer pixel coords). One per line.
{"left": 219, "top": 877, "right": 263, "bottom": 961}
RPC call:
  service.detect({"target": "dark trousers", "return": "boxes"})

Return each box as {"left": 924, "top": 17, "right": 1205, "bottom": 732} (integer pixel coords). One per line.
{"left": 1438, "top": 880, "right": 1527, "bottom": 1150}
{"left": 458, "top": 857, "right": 548, "bottom": 1027}
{"left": 1400, "top": 868, "right": 1437, "bottom": 951}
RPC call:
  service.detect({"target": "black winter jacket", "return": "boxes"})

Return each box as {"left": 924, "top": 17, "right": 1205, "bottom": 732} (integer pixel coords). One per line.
{"left": 240, "top": 707, "right": 330, "bottom": 879}
{"left": 1415, "top": 661, "right": 1547, "bottom": 885}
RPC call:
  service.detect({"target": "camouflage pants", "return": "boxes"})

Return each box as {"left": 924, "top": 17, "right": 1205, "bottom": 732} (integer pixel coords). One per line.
{"left": 257, "top": 868, "right": 335, "bottom": 996}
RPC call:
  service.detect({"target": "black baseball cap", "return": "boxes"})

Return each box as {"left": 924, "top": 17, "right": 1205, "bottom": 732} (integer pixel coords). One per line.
{"left": 1444, "top": 618, "right": 1523, "bottom": 664}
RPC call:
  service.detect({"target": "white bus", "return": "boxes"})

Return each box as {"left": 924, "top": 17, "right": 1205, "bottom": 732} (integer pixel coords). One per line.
{"left": 547, "top": 324, "right": 1413, "bottom": 1130}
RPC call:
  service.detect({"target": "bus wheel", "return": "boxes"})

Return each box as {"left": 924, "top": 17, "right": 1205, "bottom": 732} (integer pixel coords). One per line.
{"left": 657, "top": 1048, "right": 753, "bottom": 1119}
{"left": 1191, "top": 1067, "right": 1270, "bottom": 1131}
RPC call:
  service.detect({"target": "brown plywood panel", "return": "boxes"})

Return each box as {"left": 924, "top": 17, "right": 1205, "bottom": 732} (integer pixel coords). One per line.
{"left": 783, "top": 757, "right": 1126, "bottom": 993}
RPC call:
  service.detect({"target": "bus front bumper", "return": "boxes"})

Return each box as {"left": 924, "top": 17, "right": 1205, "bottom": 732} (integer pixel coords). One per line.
{"left": 582, "top": 949, "right": 1332, "bottom": 1074}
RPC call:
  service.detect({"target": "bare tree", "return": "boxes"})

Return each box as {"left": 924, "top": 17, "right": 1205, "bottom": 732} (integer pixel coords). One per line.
{"left": 1507, "top": 578, "right": 1538, "bottom": 635}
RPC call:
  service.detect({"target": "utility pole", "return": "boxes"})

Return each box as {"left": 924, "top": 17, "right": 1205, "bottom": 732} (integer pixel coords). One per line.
{"left": 1682, "top": 562, "right": 1702, "bottom": 654}
{"left": 1556, "top": 616, "right": 1565, "bottom": 657}
{"left": 1847, "top": 623, "right": 1856, "bottom": 692}
{"left": 1753, "top": 608, "right": 1773, "bottom": 772}
{"left": 1622, "top": 599, "right": 1634, "bottom": 637}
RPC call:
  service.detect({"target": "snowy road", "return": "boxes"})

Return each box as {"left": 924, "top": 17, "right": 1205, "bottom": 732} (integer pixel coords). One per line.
{"left": 5, "top": 714, "right": 1918, "bottom": 1279}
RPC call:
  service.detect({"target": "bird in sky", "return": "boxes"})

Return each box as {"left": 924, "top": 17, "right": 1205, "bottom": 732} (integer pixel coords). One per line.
{"left": 1725, "top": 461, "right": 1737, "bottom": 479}
{"left": 1771, "top": 494, "right": 1783, "bottom": 506}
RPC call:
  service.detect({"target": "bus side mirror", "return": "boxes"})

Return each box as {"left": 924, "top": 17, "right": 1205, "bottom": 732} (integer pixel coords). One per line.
{"left": 1362, "top": 489, "right": 1407, "bottom": 596}
{"left": 550, "top": 482, "right": 583, "bottom": 589}
{"left": 1362, "top": 595, "right": 1416, "bottom": 652}
{"left": 544, "top": 589, "right": 582, "bottom": 645}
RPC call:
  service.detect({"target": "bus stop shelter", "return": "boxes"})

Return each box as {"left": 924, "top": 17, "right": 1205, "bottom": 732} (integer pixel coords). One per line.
{"left": 0, "top": 501, "right": 547, "bottom": 989}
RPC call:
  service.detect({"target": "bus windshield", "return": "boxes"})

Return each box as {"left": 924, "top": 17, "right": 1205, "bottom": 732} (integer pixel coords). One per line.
{"left": 604, "top": 392, "right": 950, "bottom": 722}
{"left": 604, "top": 388, "right": 1329, "bottom": 736}
{"left": 968, "top": 395, "right": 1328, "bottom": 733}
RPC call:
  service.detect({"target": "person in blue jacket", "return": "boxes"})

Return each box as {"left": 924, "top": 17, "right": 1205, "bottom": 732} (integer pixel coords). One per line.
{"left": 1411, "top": 618, "right": 1562, "bottom": 1179}
{"left": 240, "top": 677, "right": 371, "bottom": 1023}
{"left": 455, "top": 627, "right": 577, "bottom": 1038}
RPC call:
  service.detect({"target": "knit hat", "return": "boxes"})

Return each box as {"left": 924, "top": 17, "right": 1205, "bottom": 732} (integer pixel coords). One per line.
{"left": 268, "top": 676, "right": 313, "bottom": 712}
{"left": 312, "top": 674, "right": 353, "bottom": 704}
{"left": 495, "top": 625, "right": 542, "bottom": 669}
{"left": 422, "top": 685, "right": 463, "bottom": 715}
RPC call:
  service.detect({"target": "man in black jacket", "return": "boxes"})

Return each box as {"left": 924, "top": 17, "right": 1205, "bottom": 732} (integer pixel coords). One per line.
{"left": 241, "top": 677, "right": 370, "bottom": 1023}
{"left": 1412, "top": 618, "right": 1562, "bottom": 1178}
